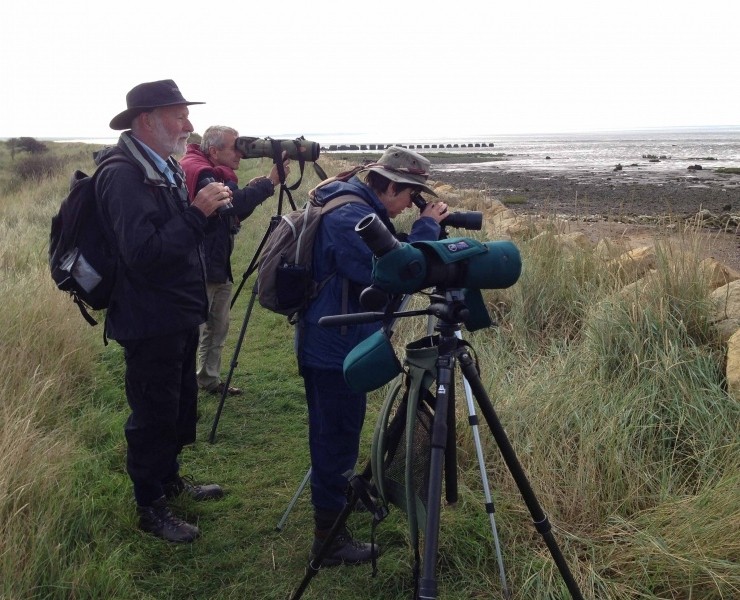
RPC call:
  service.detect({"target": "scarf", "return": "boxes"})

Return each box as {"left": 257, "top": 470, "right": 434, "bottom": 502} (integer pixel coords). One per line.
{"left": 180, "top": 143, "right": 239, "bottom": 201}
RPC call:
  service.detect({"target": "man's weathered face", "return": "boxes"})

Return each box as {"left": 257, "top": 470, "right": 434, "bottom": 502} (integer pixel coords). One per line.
{"left": 149, "top": 105, "right": 193, "bottom": 156}
{"left": 210, "top": 133, "right": 241, "bottom": 170}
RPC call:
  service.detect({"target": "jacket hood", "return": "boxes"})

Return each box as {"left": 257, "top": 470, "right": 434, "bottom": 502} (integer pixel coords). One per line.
{"left": 311, "top": 176, "right": 386, "bottom": 216}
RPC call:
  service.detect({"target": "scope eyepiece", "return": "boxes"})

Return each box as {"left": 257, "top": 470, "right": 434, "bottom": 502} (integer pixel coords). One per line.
{"left": 355, "top": 214, "right": 401, "bottom": 257}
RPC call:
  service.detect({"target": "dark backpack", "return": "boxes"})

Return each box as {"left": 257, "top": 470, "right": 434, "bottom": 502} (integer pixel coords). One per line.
{"left": 49, "top": 157, "right": 126, "bottom": 326}
{"left": 257, "top": 194, "right": 364, "bottom": 319}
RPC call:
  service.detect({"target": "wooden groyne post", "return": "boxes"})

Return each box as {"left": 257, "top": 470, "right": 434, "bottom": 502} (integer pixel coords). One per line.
{"left": 322, "top": 142, "right": 495, "bottom": 151}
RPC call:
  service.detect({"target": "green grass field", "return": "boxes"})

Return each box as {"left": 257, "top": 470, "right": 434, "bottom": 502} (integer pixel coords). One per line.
{"left": 1, "top": 141, "right": 738, "bottom": 599}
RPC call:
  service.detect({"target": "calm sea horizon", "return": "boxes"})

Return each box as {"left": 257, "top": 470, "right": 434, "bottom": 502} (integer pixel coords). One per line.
{"left": 44, "top": 126, "right": 740, "bottom": 175}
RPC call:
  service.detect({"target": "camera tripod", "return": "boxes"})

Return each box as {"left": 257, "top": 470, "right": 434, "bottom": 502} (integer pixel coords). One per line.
{"left": 208, "top": 154, "right": 325, "bottom": 443}
{"left": 290, "top": 289, "right": 584, "bottom": 600}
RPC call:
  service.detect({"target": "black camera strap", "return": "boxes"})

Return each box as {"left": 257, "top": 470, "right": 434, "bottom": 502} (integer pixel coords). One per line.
{"left": 269, "top": 138, "right": 327, "bottom": 192}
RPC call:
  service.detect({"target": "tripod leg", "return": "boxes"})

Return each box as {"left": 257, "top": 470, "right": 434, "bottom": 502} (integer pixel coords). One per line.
{"left": 208, "top": 278, "right": 258, "bottom": 443}
{"left": 276, "top": 467, "right": 311, "bottom": 532}
{"left": 418, "top": 353, "right": 455, "bottom": 600}
{"left": 457, "top": 350, "right": 584, "bottom": 600}
{"left": 289, "top": 496, "right": 356, "bottom": 600}
{"left": 444, "top": 378, "right": 458, "bottom": 505}
{"left": 455, "top": 335, "right": 510, "bottom": 599}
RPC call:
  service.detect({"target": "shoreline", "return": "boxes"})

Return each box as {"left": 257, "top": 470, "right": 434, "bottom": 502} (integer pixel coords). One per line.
{"left": 431, "top": 163, "right": 740, "bottom": 220}
{"left": 427, "top": 160, "right": 740, "bottom": 273}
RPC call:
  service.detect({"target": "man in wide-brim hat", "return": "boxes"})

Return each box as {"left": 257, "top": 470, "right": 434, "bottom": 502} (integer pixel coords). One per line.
{"left": 95, "top": 79, "right": 233, "bottom": 544}
{"left": 109, "top": 78, "right": 205, "bottom": 130}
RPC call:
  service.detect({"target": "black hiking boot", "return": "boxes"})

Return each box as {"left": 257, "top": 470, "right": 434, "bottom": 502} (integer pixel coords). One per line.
{"left": 163, "top": 475, "right": 224, "bottom": 501}
{"left": 137, "top": 496, "right": 200, "bottom": 543}
{"left": 309, "top": 527, "right": 380, "bottom": 567}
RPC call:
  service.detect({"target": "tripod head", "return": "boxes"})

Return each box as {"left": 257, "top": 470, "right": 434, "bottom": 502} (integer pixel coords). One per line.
{"left": 319, "top": 287, "right": 476, "bottom": 331}
{"left": 319, "top": 287, "right": 487, "bottom": 395}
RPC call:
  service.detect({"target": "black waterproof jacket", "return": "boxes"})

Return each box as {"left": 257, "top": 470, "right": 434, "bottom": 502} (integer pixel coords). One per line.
{"left": 95, "top": 133, "right": 208, "bottom": 341}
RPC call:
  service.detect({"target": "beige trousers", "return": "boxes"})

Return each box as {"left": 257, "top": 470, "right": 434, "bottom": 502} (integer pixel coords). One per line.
{"left": 196, "top": 281, "right": 233, "bottom": 391}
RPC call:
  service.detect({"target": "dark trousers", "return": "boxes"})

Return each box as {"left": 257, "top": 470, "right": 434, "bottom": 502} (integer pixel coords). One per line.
{"left": 119, "top": 327, "right": 200, "bottom": 506}
{"left": 302, "top": 366, "right": 367, "bottom": 518}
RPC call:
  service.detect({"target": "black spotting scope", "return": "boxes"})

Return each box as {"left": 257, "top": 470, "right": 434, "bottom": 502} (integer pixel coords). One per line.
{"left": 412, "top": 194, "right": 483, "bottom": 231}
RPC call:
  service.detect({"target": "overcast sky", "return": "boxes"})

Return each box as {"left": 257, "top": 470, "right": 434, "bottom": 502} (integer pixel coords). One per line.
{"left": 1, "top": 0, "right": 737, "bottom": 141}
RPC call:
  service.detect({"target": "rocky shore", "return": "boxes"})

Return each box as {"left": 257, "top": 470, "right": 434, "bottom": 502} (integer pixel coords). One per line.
{"left": 431, "top": 162, "right": 740, "bottom": 221}
{"left": 427, "top": 159, "right": 740, "bottom": 271}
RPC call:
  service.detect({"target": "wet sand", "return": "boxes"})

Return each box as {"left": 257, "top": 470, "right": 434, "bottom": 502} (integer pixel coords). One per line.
{"left": 427, "top": 158, "right": 740, "bottom": 271}
{"left": 430, "top": 160, "right": 740, "bottom": 220}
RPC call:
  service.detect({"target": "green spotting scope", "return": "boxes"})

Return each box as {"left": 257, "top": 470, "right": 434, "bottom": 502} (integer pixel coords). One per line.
{"left": 355, "top": 213, "right": 522, "bottom": 294}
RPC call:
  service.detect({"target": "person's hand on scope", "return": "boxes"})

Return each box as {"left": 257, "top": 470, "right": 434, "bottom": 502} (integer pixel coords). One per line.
{"left": 268, "top": 151, "right": 291, "bottom": 186}
{"left": 246, "top": 151, "right": 290, "bottom": 188}
{"left": 419, "top": 198, "right": 448, "bottom": 224}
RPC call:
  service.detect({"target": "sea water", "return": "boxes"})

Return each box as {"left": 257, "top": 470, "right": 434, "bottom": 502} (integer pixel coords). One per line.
{"left": 309, "top": 128, "right": 740, "bottom": 175}
{"left": 56, "top": 127, "right": 740, "bottom": 175}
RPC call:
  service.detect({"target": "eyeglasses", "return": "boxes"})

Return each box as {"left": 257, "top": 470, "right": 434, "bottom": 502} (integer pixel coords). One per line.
{"left": 409, "top": 188, "right": 426, "bottom": 208}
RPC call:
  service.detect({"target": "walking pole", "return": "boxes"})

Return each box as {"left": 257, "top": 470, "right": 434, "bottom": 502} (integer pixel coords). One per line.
{"left": 276, "top": 467, "right": 312, "bottom": 531}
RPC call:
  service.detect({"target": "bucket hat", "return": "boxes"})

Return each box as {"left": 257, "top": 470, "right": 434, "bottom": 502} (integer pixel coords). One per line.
{"left": 361, "top": 146, "right": 438, "bottom": 196}
{"left": 109, "top": 79, "right": 204, "bottom": 130}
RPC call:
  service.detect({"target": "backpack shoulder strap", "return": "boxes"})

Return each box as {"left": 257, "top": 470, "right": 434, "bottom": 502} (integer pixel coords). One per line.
{"left": 319, "top": 194, "right": 366, "bottom": 214}
{"left": 90, "top": 155, "right": 132, "bottom": 343}
{"left": 314, "top": 194, "right": 369, "bottom": 334}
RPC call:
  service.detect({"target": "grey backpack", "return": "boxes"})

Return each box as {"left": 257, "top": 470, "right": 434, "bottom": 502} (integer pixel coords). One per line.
{"left": 257, "top": 195, "right": 363, "bottom": 320}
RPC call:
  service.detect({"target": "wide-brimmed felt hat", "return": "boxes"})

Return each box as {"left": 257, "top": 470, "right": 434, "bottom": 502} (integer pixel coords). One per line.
{"left": 360, "top": 146, "right": 438, "bottom": 196}
{"left": 109, "top": 79, "right": 204, "bottom": 130}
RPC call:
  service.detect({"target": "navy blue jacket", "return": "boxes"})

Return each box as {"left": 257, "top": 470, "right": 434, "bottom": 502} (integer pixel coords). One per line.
{"left": 179, "top": 144, "right": 276, "bottom": 284}
{"left": 95, "top": 133, "right": 209, "bottom": 341}
{"left": 197, "top": 174, "right": 274, "bottom": 283}
{"left": 299, "top": 176, "right": 440, "bottom": 370}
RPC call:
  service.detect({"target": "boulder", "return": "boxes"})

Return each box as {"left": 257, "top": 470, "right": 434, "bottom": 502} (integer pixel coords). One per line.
{"left": 609, "top": 245, "right": 657, "bottom": 284}
{"left": 594, "top": 237, "right": 632, "bottom": 261}
{"left": 710, "top": 279, "right": 740, "bottom": 342}
{"left": 698, "top": 257, "right": 740, "bottom": 291}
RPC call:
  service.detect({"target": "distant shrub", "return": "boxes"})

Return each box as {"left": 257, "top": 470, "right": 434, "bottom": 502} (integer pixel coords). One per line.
{"left": 12, "top": 153, "right": 67, "bottom": 180}
{"left": 716, "top": 167, "right": 740, "bottom": 175}
{"left": 6, "top": 136, "right": 48, "bottom": 156}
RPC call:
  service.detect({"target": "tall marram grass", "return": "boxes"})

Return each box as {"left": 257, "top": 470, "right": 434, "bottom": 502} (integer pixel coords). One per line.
{"left": 0, "top": 141, "right": 738, "bottom": 599}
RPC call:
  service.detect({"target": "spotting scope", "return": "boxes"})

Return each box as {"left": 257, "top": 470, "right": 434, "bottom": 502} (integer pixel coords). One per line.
{"left": 355, "top": 214, "right": 522, "bottom": 295}
{"left": 235, "top": 136, "right": 320, "bottom": 162}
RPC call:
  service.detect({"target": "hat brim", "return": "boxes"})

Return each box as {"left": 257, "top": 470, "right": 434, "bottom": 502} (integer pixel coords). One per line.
{"left": 361, "top": 166, "right": 438, "bottom": 197}
{"left": 109, "top": 101, "right": 205, "bottom": 130}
